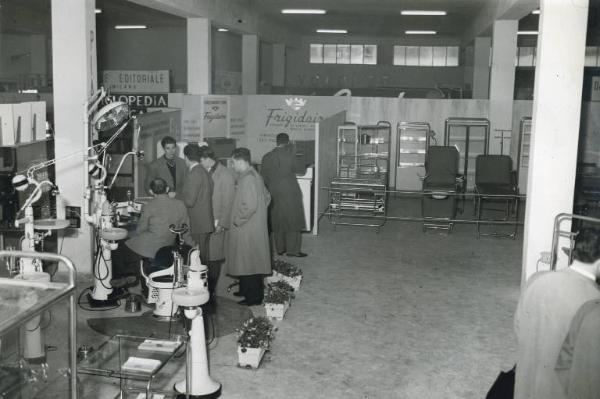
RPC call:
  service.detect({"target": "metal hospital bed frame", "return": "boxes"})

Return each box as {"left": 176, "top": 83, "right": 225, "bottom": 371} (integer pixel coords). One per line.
{"left": 550, "top": 213, "right": 600, "bottom": 271}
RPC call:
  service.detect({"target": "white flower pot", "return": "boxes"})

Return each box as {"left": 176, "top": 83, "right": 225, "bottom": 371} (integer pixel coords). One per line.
{"left": 264, "top": 300, "right": 290, "bottom": 321}
{"left": 237, "top": 345, "right": 266, "bottom": 369}
{"left": 266, "top": 271, "right": 302, "bottom": 291}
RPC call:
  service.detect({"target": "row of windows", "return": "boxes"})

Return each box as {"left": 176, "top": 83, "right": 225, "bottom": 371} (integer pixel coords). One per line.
{"left": 517, "top": 46, "right": 600, "bottom": 67}
{"left": 309, "top": 44, "right": 460, "bottom": 67}
{"left": 310, "top": 44, "right": 378, "bottom": 65}
{"left": 393, "top": 46, "right": 459, "bottom": 67}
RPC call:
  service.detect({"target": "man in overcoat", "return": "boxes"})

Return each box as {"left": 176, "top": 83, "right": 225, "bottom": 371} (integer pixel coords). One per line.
{"left": 226, "top": 148, "right": 271, "bottom": 306}
{"left": 182, "top": 144, "right": 214, "bottom": 263}
{"left": 144, "top": 136, "right": 187, "bottom": 198}
{"left": 199, "top": 145, "right": 235, "bottom": 299}
{"left": 260, "top": 133, "right": 307, "bottom": 257}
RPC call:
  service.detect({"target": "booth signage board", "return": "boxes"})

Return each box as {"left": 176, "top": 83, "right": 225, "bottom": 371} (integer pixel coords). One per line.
{"left": 102, "top": 70, "right": 170, "bottom": 93}
{"left": 229, "top": 96, "right": 247, "bottom": 140}
{"left": 592, "top": 77, "right": 600, "bottom": 101}
{"left": 202, "top": 97, "right": 229, "bottom": 138}
{"left": 245, "top": 95, "right": 347, "bottom": 159}
{"left": 106, "top": 94, "right": 168, "bottom": 111}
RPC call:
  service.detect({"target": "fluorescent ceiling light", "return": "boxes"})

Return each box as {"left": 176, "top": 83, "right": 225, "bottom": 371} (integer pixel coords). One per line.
{"left": 95, "top": 8, "right": 102, "bottom": 14}
{"left": 316, "top": 29, "right": 347, "bottom": 34}
{"left": 405, "top": 30, "right": 437, "bottom": 35}
{"left": 532, "top": 9, "right": 540, "bottom": 14}
{"left": 518, "top": 31, "right": 538, "bottom": 35}
{"left": 401, "top": 10, "right": 446, "bottom": 16}
{"left": 218, "top": 28, "right": 229, "bottom": 32}
{"left": 114, "top": 25, "right": 147, "bottom": 29}
{"left": 282, "top": 9, "right": 326, "bottom": 14}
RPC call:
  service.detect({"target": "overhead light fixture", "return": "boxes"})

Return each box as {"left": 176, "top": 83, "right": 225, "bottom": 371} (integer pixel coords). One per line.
{"left": 401, "top": 10, "right": 446, "bottom": 16}
{"left": 405, "top": 30, "right": 437, "bottom": 35}
{"left": 532, "top": 9, "right": 540, "bottom": 14}
{"left": 518, "top": 31, "right": 538, "bottom": 35}
{"left": 218, "top": 28, "right": 229, "bottom": 32}
{"left": 282, "top": 9, "right": 326, "bottom": 14}
{"left": 316, "top": 29, "right": 347, "bottom": 34}
{"left": 114, "top": 25, "right": 147, "bottom": 30}
{"left": 95, "top": 8, "right": 102, "bottom": 14}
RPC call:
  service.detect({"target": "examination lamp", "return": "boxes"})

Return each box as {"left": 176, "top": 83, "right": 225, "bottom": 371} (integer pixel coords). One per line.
{"left": 92, "top": 101, "right": 130, "bottom": 132}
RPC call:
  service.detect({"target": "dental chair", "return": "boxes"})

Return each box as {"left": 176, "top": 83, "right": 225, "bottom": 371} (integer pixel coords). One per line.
{"left": 421, "top": 146, "right": 462, "bottom": 232}
{"left": 140, "top": 224, "right": 191, "bottom": 320}
{"left": 474, "top": 155, "right": 518, "bottom": 238}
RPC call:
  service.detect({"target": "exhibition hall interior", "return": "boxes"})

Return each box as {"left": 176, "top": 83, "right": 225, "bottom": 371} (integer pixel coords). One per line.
{"left": 2, "top": 0, "right": 600, "bottom": 398}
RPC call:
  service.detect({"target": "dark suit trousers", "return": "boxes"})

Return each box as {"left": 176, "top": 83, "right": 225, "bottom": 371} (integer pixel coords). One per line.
{"left": 206, "top": 260, "right": 223, "bottom": 296}
{"left": 238, "top": 275, "right": 264, "bottom": 304}
{"left": 273, "top": 231, "right": 302, "bottom": 255}
{"left": 191, "top": 233, "right": 210, "bottom": 264}
{"left": 112, "top": 241, "right": 145, "bottom": 279}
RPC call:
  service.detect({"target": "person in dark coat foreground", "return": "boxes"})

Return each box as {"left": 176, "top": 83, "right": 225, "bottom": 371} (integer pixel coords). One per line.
{"left": 143, "top": 136, "right": 187, "bottom": 198}
{"left": 260, "top": 133, "right": 307, "bottom": 257}
{"left": 514, "top": 228, "right": 600, "bottom": 399}
{"left": 226, "top": 148, "right": 271, "bottom": 306}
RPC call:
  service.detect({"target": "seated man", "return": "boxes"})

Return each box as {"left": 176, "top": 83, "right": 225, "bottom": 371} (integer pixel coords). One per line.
{"left": 514, "top": 228, "right": 600, "bottom": 399}
{"left": 111, "top": 178, "right": 192, "bottom": 286}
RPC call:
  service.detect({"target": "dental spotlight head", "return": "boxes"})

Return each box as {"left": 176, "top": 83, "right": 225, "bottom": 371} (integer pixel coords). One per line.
{"left": 12, "top": 174, "right": 29, "bottom": 191}
{"left": 92, "top": 101, "right": 130, "bottom": 132}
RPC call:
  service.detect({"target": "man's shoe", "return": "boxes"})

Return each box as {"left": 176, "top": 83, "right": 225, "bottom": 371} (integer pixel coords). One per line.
{"left": 286, "top": 252, "right": 307, "bottom": 258}
{"left": 232, "top": 291, "right": 244, "bottom": 297}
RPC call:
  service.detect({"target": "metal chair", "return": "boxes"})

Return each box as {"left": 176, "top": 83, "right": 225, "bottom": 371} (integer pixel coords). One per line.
{"left": 474, "top": 155, "right": 518, "bottom": 238}
{"left": 421, "top": 146, "right": 462, "bottom": 232}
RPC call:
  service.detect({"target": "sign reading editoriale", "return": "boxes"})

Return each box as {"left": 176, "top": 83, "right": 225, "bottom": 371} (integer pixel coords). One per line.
{"left": 102, "top": 70, "right": 170, "bottom": 93}
{"left": 106, "top": 94, "right": 169, "bottom": 110}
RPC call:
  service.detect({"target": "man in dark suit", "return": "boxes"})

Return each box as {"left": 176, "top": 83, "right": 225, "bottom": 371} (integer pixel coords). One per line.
{"left": 182, "top": 144, "right": 214, "bottom": 264}
{"left": 144, "top": 136, "right": 187, "bottom": 198}
{"left": 111, "top": 178, "right": 192, "bottom": 285}
{"left": 261, "top": 133, "right": 307, "bottom": 257}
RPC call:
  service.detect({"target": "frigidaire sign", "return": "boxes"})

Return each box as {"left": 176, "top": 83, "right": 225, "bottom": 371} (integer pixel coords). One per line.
{"left": 102, "top": 70, "right": 170, "bottom": 93}
{"left": 265, "top": 97, "right": 324, "bottom": 128}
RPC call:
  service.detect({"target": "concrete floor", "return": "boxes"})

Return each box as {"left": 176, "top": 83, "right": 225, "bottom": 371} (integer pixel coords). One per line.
{"left": 5, "top": 199, "right": 523, "bottom": 399}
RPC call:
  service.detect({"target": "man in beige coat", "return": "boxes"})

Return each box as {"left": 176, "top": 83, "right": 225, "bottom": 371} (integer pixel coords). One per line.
{"left": 226, "top": 148, "right": 271, "bottom": 306}
{"left": 199, "top": 146, "right": 235, "bottom": 299}
{"left": 182, "top": 144, "right": 214, "bottom": 264}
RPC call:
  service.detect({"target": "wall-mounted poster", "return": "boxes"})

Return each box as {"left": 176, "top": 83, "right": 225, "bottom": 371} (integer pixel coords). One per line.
{"left": 214, "top": 70, "right": 242, "bottom": 94}
{"left": 202, "top": 96, "right": 229, "bottom": 138}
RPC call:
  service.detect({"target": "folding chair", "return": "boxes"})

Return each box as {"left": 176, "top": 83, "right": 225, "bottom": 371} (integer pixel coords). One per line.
{"left": 421, "top": 146, "right": 463, "bottom": 232}
{"left": 474, "top": 155, "right": 518, "bottom": 238}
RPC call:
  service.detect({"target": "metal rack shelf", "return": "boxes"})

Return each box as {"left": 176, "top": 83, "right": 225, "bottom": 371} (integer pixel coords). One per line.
{"left": 396, "top": 121, "right": 432, "bottom": 190}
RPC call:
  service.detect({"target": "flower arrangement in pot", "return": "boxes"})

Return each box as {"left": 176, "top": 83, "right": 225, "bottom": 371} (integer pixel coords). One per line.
{"left": 264, "top": 281, "right": 294, "bottom": 320}
{"left": 237, "top": 316, "right": 274, "bottom": 369}
{"left": 266, "top": 259, "right": 303, "bottom": 291}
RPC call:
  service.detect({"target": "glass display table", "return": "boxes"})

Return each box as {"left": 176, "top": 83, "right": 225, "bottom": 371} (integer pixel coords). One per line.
{"left": 78, "top": 335, "right": 184, "bottom": 399}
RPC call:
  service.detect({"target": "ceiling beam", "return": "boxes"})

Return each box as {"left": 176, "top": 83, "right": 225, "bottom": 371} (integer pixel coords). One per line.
{"left": 462, "top": 0, "right": 539, "bottom": 43}
{"left": 126, "top": 0, "right": 300, "bottom": 47}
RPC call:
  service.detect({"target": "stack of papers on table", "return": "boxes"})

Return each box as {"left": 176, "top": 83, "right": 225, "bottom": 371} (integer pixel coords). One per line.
{"left": 137, "top": 339, "right": 179, "bottom": 353}
{"left": 121, "top": 357, "right": 161, "bottom": 374}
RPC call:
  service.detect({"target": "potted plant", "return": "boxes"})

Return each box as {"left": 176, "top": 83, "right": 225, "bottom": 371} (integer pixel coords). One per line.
{"left": 237, "top": 316, "right": 274, "bottom": 369}
{"left": 263, "top": 282, "right": 294, "bottom": 320}
{"left": 267, "top": 259, "right": 303, "bottom": 291}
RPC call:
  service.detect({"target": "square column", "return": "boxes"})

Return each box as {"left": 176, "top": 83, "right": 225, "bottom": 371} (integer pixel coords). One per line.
{"left": 521, "top": 0, "right": 589, "bottom": 284}
{"left": 472, "top": 36, "right": 491, "bottom": 99}
{"left": 242, "top": 34, "right": 259, "bottom": 94}
{"left": 488, "top": 20, "right": 518, "bottom": 155}
{"left": 51, "top": 0, "right": 97, "bottom": 272}
{"left": 272, "top": 43, "right": 286, "bottom": 87}
{"left": 30, "top": 34, "right": 48, "bottom": 86}
{"left": 187, "top": 18, "right": 211, "bottom": 95}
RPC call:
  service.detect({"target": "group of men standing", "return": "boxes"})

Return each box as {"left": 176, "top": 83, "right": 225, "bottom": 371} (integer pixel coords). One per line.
{"left": 113, "top": 133, "right": 306, "bottom": 307}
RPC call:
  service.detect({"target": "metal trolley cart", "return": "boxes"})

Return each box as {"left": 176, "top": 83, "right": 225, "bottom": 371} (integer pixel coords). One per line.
{"left": 0, "top": 250, "right": 77, "bottom": 399}
{"left": 396, "top": 121, "right": 432, "bottom": 190}
{"left": 332, "top": 121, "right": 391, "bottom": 230}
{"left": 444, "top": 117, "right": 490, "bottom": 192}
{"left": 336, "top": 121, "right": 391, "bottom": 185}
{"left": 329, "top": 178, "right": 387, "bottom": 231}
